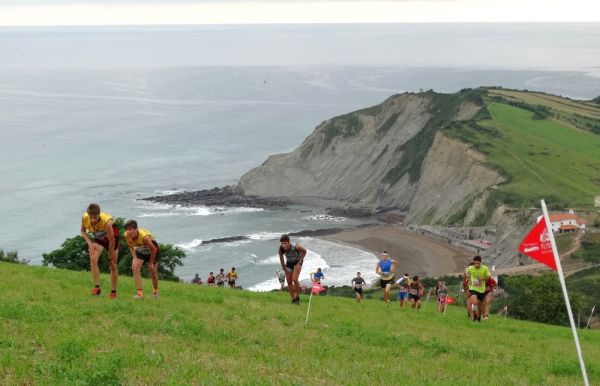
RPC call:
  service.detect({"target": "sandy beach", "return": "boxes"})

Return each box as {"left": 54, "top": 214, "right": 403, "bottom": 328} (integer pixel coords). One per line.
{"left": 321, "top": 225, "right": 473, "bottom": 278}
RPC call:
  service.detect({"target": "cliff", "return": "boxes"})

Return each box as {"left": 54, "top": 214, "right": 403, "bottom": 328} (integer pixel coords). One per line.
{"left": 239, "top": 90, "right": 503, "bottom": 224}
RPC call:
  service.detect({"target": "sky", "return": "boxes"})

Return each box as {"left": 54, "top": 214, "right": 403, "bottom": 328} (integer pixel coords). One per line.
{"left": 0, "top": 0, "right": 598, "bottom": 26}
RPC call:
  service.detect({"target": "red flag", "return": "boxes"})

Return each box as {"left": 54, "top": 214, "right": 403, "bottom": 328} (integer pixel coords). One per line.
{"left": 311, "top": 282, "right": 326, "bottom": 294}
{"left": 518, "top": 218, "right": 557, "bottom": 271}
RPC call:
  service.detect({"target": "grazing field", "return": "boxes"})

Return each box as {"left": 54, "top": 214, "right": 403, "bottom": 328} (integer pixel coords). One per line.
{"left": 1, "top": 262, "right": 599, "bottom": 385}
{"left": 444, "top": 90, "right": 600, "bottom": 210}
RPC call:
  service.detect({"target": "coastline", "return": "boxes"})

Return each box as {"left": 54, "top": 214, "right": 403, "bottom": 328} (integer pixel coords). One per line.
{"left": 319, "top": 224, "right": 473, "bottom": 278}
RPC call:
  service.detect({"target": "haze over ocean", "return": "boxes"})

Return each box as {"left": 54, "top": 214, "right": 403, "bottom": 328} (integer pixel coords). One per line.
{"left": 1, "top": 23, "right": 599, "bottom": 289}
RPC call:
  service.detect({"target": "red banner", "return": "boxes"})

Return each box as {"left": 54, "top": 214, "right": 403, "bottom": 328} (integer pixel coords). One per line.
{"left": 311, "top": 282, "right": 326, "bottom": 294}
{"left": 518, "top": 218, "right": 557, "bottom": 271}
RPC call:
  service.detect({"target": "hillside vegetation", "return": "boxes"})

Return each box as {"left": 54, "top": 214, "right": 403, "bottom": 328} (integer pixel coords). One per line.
{"left": 443, "top": 88, "right": 600, "bottom": 214}
{"left": 2, "top": 262, "right": 600, "bottom": 385}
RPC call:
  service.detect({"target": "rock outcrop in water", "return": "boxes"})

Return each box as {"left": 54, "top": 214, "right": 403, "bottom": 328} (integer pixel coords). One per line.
{"left": 142, "top": 185, "right": 289, "bottom": 209}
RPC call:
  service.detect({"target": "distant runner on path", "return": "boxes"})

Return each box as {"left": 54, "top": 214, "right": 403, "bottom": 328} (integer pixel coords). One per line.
{"left": 408, "top": 275, "right": 424, "bottom": 310}
{"left": 375, "top": 251, "right": 397, "bottom": 305}
{"left": 278, "top": 234, "right": 307, "bottom": 305}
{"left": 435, "top": 281, "right": 449, "bottom": 314}
{"left": 226, "top": 267, "right": 238, "bottom": 288}
{"left": 484, "top": 276, "right": 497, "bottom": 320}
{"left": 80, "top": 203, "right": 120, "bottom": 298}
{"left": 394, "top": 273, "right": 410, "bottom": 307}
{"left": 352, "top": 272, "right": 366, "bottom": 303}
{"left": 466, "top": 255, "right": 491, "bottom": 322}
{"left": 124, "top": 219, "right": 160, "bottom": 299}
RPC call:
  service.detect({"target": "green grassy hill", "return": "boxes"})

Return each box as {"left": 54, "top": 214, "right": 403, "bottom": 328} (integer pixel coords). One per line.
{"left": 2, "top": 262, "right": 599, "bottom": 385}
{"left": 443, "top": 88, "right": 600, "bottom": 214}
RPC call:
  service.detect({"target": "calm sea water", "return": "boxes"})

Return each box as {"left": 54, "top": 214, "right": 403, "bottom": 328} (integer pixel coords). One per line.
{"left": 1, "top": 24, "right": 599, "bottom": 289}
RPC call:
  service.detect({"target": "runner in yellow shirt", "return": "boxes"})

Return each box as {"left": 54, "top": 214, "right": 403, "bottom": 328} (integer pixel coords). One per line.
{"left": 226, "top": 267, "right": 238, "bottom": 288}
{"left": 124, "top": 219, "right": 160, "bottom": 299}
{"left": 466, "top": 255, "right": 491, "bottom": 322}
{"left": 80, "top": 203, "right": 120, "bottom": 298}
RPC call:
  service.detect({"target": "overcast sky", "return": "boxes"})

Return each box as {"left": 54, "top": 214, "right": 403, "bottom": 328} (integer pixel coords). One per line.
{"left": 0, "top": 0, "right": 598, "bottom": 26}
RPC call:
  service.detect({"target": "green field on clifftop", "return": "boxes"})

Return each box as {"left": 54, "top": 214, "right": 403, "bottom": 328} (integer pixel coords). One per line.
{"left": 1, "top": 262, "right": 599, "bottom": 385}
{"left": 443, "top": 89, "right": 600, "bottom": 210}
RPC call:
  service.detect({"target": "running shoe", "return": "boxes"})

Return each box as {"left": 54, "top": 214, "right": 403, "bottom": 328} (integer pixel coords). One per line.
{"left": 153, "top": 292, "right": 159, "bottom": 300}
{"left": 109, "top": 291, "right": 117, "bottom": 299}
{"left": 133, "top": 294, "right": 143, "bottom": 300}
{"left": 91, "top": 287, "right": 101, "bottom": 296}
{"left": 483, "top": 316, "right": 489, "bottom": 321}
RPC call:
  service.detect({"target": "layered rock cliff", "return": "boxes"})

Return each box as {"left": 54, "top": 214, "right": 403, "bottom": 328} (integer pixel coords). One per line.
{"left": 239, "top": 90, "right": 504, "bottom": 224}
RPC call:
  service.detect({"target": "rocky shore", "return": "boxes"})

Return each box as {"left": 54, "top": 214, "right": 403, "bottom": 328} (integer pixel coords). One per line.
{"left": 141, "top": 185, "right": 289, "bottom": 209}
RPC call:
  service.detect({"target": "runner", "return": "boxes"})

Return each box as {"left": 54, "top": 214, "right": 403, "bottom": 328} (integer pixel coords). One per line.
{"left": 435, "top": 280, "right": 449, "bottom": 314}
{"left": 466, "top": 255, "right": 491, "bottom": 322}
{"left": 351, "top": 272, "right": 366, "bottom": 303}
{"left": 375, "top": 251, "right": 397, "bottom": 305}
{"left": 278, "top": 234, "right": 307, "bottom": 305}
{"left": 311, "top": 267, "right": 325, "bottom": 284}
{"left": 191, "top": 273, "right": 202, "bottom": 285}
{"left": 226, "top": 267, "right": 238, "bottom": 288}
{"left": 408, "top": 275, "right": 424, "bottom": 310}
{"left": 394, "top": 273, "right": 410, "bottom": 307}
{"left": 275, "top": 269, "right": 286, "bottom": 291}
{"left": 207, "top": 271, "right": 216, "bottom": 286}
{"left": 124, "top": 219, "right": 160, "bottom": 299}
{"left": 484, "top": 276, "right": 497, "bottom": 320}
{"left": 216, "top": 268, "right": 225, "bottom": 287}
{"left": 80, "top": 203, "right": 120, "bottom": 298}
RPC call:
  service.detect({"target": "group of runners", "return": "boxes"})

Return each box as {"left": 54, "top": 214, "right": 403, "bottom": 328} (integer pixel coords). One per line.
{"left": 80, "top": 203, "right": 161, "bottom": 300}
{"left": 278, "top": 235, "right": 497, "bottom": 320}
{"left": 192, "top": 268, "right": 238, "bottom": 288}
{"left": 369, "top": 251, "right": 430, "bottom": 310}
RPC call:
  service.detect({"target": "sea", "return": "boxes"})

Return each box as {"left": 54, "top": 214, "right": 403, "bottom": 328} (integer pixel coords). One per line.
{"left": 1, "top": 23, "right": 599, "bottom": 290}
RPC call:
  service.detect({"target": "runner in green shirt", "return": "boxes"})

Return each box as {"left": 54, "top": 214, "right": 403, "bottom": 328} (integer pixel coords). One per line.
{"left": 466, "top": 255, "right": 491, "bottom": 322}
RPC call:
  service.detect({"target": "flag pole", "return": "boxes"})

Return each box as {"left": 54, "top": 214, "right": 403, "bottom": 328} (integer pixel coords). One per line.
{"left": 586, "top": 305, "right": 596, "bottom": 330}
{"left": 305, "top": 290, "right": 314, "bottom": 325}
{"left": 541, "top": 200, "right": 589, "bottom": 386}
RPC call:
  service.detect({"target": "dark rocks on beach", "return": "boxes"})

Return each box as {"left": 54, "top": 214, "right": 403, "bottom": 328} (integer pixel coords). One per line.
{"left": 325, "top": 206, "right": 374, "bottom": 218}
{"left": 141, "top": 185, "right": 289, "bottom": 209}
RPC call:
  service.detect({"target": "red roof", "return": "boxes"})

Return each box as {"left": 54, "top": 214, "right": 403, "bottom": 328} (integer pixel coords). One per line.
{"left": 549, "top": 213, "right": 578, "bottom": 222}
{"left": 559, "top": 225, "right": 578, "bottom": 230}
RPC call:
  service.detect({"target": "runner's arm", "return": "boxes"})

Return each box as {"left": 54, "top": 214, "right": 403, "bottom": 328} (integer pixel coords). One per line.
{"left": 104, "top": 219, "right": 115, "bottom": 255}
{"left": 80, "top": 221, "right": 92, "bottom": 245}
{"left": 295, "top": 244, "right": 307, "bottom": 265}
{"left": 278, "top": 249, "right": 285, "bottom": 270}
{"left": 143, "top": 235, "right": 158, "bottom": 265}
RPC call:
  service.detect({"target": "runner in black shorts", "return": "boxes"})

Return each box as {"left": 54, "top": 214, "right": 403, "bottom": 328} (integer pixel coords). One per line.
{"left": 375, "top": 251, "right": 397, "bottom": 305}
{"left": 278, "top": 234, "right": 307, "bottom": 305}
{"left": 352, "top": 272, "right": 366, "bottom": 303}
{"left": 408, "top": 275, "right": 424, "bottom": 310}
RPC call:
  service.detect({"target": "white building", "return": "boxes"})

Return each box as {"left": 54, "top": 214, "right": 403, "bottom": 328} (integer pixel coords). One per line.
{"left": 536, "top": 209, "right": 587, "bottom": 234}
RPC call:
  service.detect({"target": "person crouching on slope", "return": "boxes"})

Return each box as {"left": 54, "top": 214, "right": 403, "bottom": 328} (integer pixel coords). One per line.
{"left": 376, "top": 251, "right": 397, "bottom": 305}
{"left": 124, "top": 219, "right": 160, "bottom": 299}
{"left": 80, "top": 203, "right": 120, "bottom": 298}
{"left": 278, "top": 234, "right": 307, "bottom": 305}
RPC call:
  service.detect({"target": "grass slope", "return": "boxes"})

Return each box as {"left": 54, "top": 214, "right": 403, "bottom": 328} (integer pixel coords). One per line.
{"left": 2, "top": 263, "right": 600, "bottom": 385}
{"left": 444, "top": 90, "right": 600, "bottom": 210}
